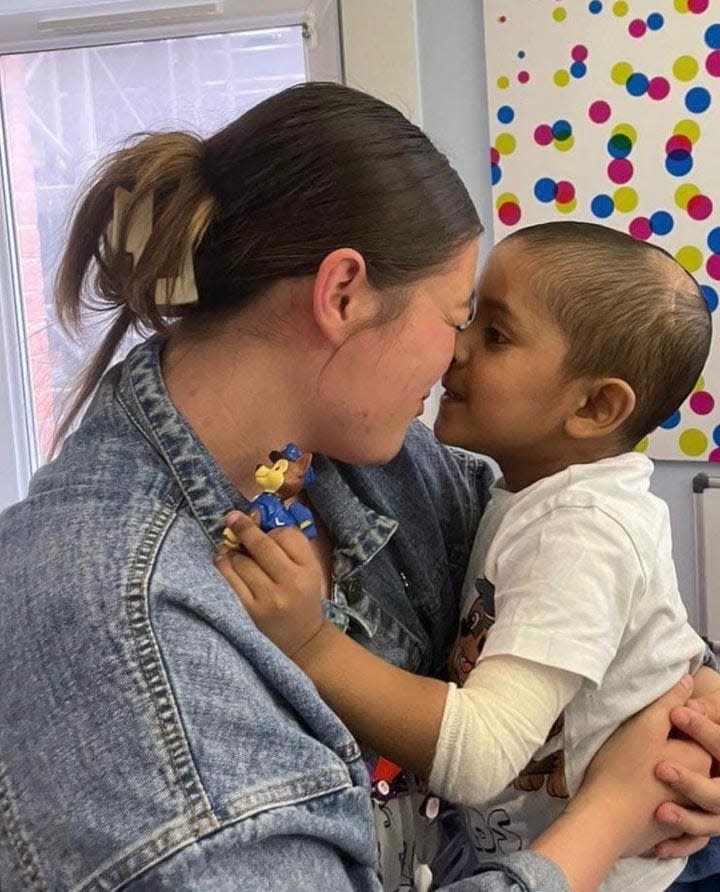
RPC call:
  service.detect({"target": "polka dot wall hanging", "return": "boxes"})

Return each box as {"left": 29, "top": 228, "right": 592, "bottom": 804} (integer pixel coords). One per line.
{"left": 485, "top": 0, "right": 720, "bottom": 461}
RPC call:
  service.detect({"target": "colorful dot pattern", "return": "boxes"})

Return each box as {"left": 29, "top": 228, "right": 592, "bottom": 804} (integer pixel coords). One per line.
{"left": 485, "top": 3, "right": 720, "bottom": 461}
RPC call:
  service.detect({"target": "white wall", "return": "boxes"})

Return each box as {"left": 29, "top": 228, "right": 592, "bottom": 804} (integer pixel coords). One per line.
{"left": 414, "top": 0, "right": 706, "bottom": 629}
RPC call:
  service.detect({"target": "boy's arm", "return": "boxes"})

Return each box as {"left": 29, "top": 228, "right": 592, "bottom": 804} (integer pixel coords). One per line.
{"left": 214, "top": 512, "right": 580, "bottom": 796}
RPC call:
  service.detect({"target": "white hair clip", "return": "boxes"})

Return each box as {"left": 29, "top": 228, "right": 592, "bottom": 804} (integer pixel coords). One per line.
{"left": 110, "top": 186, "right": 199, "bottom": 309}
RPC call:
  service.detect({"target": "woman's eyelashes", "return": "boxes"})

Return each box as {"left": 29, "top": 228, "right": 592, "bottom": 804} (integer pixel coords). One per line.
{"left": 455, "top": 293, "right": 477, "bottom": 332}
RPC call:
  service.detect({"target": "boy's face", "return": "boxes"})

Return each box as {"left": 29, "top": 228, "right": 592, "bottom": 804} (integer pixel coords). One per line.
{"left": 435, "top": 240, "right": 585, "bottom": 468}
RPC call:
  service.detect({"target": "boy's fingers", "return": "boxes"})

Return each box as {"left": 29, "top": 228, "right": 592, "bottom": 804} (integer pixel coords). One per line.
{"left": 267, "top": 524, "right": 314, "bottom": 564}
{"left": 224, "top": 512, "right": 288, "bottom": 583}
{"left": 214, "top": 550, "right": 257, "bottom": 605}
{"left": 656, "top": 760, "right": 720, "bottom": 814}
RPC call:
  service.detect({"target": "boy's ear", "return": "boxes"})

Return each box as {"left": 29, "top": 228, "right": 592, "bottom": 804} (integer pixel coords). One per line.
{"left": 311, "top": 248, "right": 379, "bottom": 345}
{"left": 565, "top": 378, "right": 636, "bottom": 440}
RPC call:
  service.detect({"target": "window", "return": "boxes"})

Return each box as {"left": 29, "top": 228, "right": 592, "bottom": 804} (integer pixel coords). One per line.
{"left": 0, "top": 1, "right": 342, "bottom": 509}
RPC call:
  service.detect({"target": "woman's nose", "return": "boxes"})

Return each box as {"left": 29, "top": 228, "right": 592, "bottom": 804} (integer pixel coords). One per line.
{"left": 451, "top": 328, "right": 471, "bottom": 366}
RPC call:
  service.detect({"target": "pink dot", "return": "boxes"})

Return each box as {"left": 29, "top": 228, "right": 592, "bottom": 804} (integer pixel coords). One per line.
{"left": 607, "top": 158, "right": 634, "bottom": 184}
{"left": 689, "top": 0, "right": 709, "bottom": 11}
{"left": 648, "top": 77, "right": 670, "bottom": 100}
{"left": 706, "top": 253, "right": 720, "bottom": 281}
{"left": 710, "top": 448, "right": 720, "bottom": 463}
{"left": 629, "top": 217, "right": 652, "bottom": 240}
{"left": 534, "top": 124, "right": 554, "bottom": 145}
{"left": 665, "top": 134, "right": 693, "bottom": 154}
{"left": 498, "top": 201, "right": 521, "bottom": 226}
{"left": 629, "top": 18, "right": 646, "bottom": 37}
{"left": 490, "top": 146, "right": 500, "bottom": 164}
{"left": 518, "top": 70, "right": 530, "bottom": 83}
{"left": 706, "top": 50, "right": 720, "bottom": 77}
{"left": 690, "top": 391, "right": 715, "bottom": 415}
{"left": 588, "top": 100, "right": 611, "bottom": 123}
{"left": 555, "top": 180, "right": 575, "bottom": 203}
{"left": 687, "top": 194, "right": 713, "bottom": 220}
{"left": 572, "top": 44, "right": 589, "bottom": 62}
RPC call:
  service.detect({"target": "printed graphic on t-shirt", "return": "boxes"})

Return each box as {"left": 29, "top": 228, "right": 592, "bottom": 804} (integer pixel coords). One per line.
{"left": 448, "top": 577, "right": 496, "bottom": 685}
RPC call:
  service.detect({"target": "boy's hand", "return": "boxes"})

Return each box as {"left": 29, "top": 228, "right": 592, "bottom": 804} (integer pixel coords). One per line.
{"left": 214, "top": 511, "right": 327, "bottom": 658}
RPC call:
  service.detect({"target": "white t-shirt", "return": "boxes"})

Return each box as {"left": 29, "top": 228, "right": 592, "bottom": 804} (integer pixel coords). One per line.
{"left": 433, "top": 452, "right": 705, "bottom": 892}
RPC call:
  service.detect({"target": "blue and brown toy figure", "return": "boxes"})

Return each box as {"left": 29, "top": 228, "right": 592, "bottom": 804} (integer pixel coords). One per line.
{"left": 223, "top": 443, "right": 317, "bottom": 548}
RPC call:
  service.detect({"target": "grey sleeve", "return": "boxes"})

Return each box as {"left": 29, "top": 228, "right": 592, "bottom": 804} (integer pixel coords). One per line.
{"left": 125, "top": 826, "right": 569, "bottom": 892}
{"left": 438, "top": 851, "right": 571, "bottom": 892}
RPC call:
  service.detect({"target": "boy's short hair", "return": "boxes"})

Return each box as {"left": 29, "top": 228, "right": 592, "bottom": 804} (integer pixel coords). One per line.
{"left": 505, "top": 221, "right": 712, "bottom": 446}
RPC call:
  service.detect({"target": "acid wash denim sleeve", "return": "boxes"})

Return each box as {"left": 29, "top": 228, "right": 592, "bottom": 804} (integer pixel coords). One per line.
{"left": 0, "top": 336, "right": 567, "bottom": 892}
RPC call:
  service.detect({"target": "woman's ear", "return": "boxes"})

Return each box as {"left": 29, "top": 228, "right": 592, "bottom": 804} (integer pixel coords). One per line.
{"left": 311, "top": 248, "right": 379, "bottom": 344}
{"left": 565, "top": 378, "right": 636, "bottom": 440}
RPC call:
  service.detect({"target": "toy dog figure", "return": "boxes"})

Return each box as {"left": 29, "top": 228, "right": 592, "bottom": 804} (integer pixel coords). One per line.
{"left": 223, "top": 443, "right": 317, "bottom": 548}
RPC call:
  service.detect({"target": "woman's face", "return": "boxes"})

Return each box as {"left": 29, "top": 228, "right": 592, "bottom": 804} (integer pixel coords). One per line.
{"left": 316, "top": 239, "right": 479, "bottom": 464}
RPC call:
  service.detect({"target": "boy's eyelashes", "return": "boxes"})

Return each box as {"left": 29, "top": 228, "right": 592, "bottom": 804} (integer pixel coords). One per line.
{"left": 484, "top": 325, "right": 509, "bottom": 346}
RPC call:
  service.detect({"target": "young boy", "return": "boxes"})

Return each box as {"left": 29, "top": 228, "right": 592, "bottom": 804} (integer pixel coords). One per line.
{"left": 216, "top": 222, "right": 713, "bottom": 891}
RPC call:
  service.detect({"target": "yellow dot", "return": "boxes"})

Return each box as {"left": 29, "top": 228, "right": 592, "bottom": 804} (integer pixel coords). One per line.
{"left": 675, "top": 245, "right": 703, "bottom": 273}
{"left": 611, "top": 62, "right": 633, "bottom": 85}
{"left": 497, "top": 76, "right": 510, "bottom": 89}
{"left": 634, "top": 437, "right": 649, "bottom": 453}
{"left": 674, "top": 0, "right": 689, "bottom": 12}
{"left": 611, "top": 123, "right": 637, "bottom": 144}
{"left": 673, "top": 55, "right": 699, "bottom": 82}
{"left": 613, "top": 187, "right": 638, "bottom": 213}
{"left": 679, "top": 429, "right": 708, "bottom": 457}
{"left": 495, "top": 133, "right": 516, "bottom": 155}
{"left": 613, "top": 0, "right": 629, "bottom": 14}
{"left": 553, "top": 7, "right": 567, "bottom": 21}
{"left": 554, "top": 134, "right": 575, "bottom": 152}
{"left": 554, "top": 69, "right": 571, "bottom": 87}
{"left": 674, "top": 119, "right": 701, "bottom": 144}
{"left": 694, "top": 376, "right": 705, "bottom": 392}
{"left": 675, "top": 183, "right": 700, "bottom": 210}
{"left": 555, "top": 197, "right": 577, "bottom": 214}
{"left": 495, "top": 192, "right": 519, "bottom": 210}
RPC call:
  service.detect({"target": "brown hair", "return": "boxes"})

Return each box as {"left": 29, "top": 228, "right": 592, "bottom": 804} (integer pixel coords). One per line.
{"left": 505, "top": 221, "right": 712, "bottom": 445}
{"left": 54, "top": 81, "right": 481, "bottom": 445}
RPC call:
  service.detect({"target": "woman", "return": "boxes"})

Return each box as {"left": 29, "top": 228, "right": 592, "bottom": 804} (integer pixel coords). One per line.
{"left": 1, "top": 82, "right": 719, "bottom": 892}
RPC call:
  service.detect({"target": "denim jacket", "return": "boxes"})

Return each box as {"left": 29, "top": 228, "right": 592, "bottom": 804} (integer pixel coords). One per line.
{"left": 0, "top": 337, "right": 570, "bottom": 891}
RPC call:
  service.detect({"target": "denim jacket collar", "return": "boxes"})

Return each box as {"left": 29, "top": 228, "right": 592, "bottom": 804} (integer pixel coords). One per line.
{"left": 117, "top": 337, "right": 397, "bottom": 580}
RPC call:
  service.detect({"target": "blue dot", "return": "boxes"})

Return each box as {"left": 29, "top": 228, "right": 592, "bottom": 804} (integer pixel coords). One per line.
{"left": 518, "top": 50, "right": 526, "bottom": 59}
{"left": 589, "top": 1, "right": 602, "bottom": 13}
{"left": 707, "top": 228, "right": 720, "bottom": 254}
{"left": 660, "top": 410, "right": 681, "bottom": 430}
{"left": 702, "top": 285, "right": 719, "bottom": 313}
{"left": 607, "top": 133, "right": 632, "bottom": 158}
{"left": 686, "top": 87, "right": 711, "bottom": 113}
{"left": 552, "top": 119, "right": 573, "bottom": 140}
{"left": 498, "top": 105, "right": 515, "bottom": 124}
{"left": 650, "top": 211, "right": 673, "bottom": 235}
{"left": 534, "top": 177, "right": 557, "bottom": 202}
{"left": 665, "top": 151, "right": 693, "bottom": 176}
{"left": 570, "top": 61, "right": 587, "bottom": 78}
{"left": 491, "top": 163, "right": 502, "bottom": 186}
{"left": 591, "top": 194, "right": 614, "bottom": 218}
{"left": 647, "top": 13, "right": 664, "bottom": 31}
{"left": 713, "top": 423, "right": 720, "bottom": 447}
{"left": 626, "top": 72, "right": 649, "bottom": 96}
{"left": 705, "top": 24, "right": 720, "bottom": 50}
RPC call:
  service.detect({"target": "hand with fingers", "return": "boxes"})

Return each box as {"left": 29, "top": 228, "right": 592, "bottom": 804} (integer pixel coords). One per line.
{"left": 651, "top": 664, "right": 720, "bottom": 857}
{"left": 214, "top": 510, "right": 329, "bottom": 659}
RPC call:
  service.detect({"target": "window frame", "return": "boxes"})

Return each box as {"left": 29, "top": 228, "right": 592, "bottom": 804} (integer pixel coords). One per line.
{"left": 0, "top": 0, "right": 342, "bottom": 509}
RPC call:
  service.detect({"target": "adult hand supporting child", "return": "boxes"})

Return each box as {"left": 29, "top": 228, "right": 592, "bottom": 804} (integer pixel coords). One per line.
{"left": 532, "top": 675, "right": 710, "bottom": 892}
{"left": 652, "top": 664, "right": 720, "bottom": 855}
